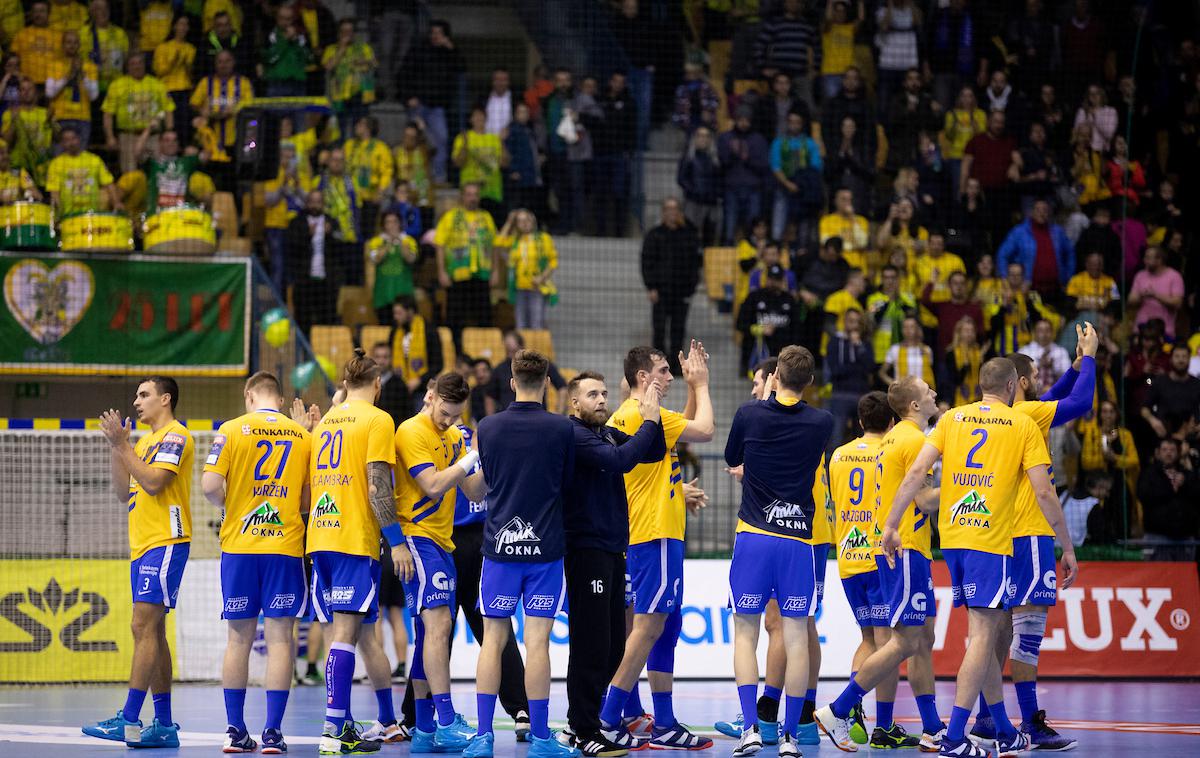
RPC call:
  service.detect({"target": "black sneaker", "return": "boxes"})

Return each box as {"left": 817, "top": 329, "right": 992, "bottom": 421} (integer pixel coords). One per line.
{"left": 318, "top": 721, "right": 381, "bottom": 755}
{"left": 576, "top": 730, "right": 630, "bottom": 757}
{"left": 391, "top": 662, "right": 406, "bottom": 684}
{"left": 515, "top": 710, "right": 531, "bottom": 743}
{"left": 870, "top": 723, "right": 921, "bottom": 749}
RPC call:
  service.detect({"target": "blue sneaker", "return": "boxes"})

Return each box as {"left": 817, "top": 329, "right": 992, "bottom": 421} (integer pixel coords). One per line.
{"left": 82, "top": 711, "right": 142, "bottom": 743}
{"left": 757, "top": 720, "right": 779, "bottom": 745}
{"left": 530, "top": 732, "right": 582, "bottom": 758}
{"left": 794, "top": 721, "right": 820, "bottom": 745}
{"left": 1021, "top": 710, "right": 1076, "bottom": 752}
{"left": 969, "top": 715, "right": 996, "bottom": 746}
{"left": 434, "top": 718, "right": 473, "bottom": 751}
{"left": 411, "top": 728, "right": 438, "bottom": 753}
{"left": 464, "top": 732, "right": 495, "bottom": 758}
{"left": 939, "top": 735, "right": 990, "bottom": 757}
{"left": 127, "top": 718, "right": 181, "bottom": 749}
{"left": 261, "top": 727, "right": 288, "bottom": 754}
{"left": 714, "top": 715, "right": 743, "bottom": 740}
{"left": 223, "top": 726, "right": 258, "bottom": 753}
{"left": 995, "top": 730, "right": 1031, "bottom": 757}
{"left": 648, "top": 723, "right": 713, "bottom": 750}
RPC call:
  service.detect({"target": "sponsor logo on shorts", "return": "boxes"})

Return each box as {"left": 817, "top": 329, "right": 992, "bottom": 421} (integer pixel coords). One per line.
{"left": 1006, "top": 580, "right": 1018, "bottom": 601}
{"left": 852, "top": 604, "right": 870, "bottom": 622}
{"left": 911, "top": 591, "right": 928, "bottom": 612}
{"left": 963, "top": 583, "right": 977, "bottom": 599}
{"left": 139, "top": 564, "right": 160, "bottom": 576}
{"left": 528, "top": 594, "right": 556, "bottom": 611}
{"left": 330, "top": 586, "right": 355, "bottom": 603}
{"left": 431, "top": 571, "right": 455, "bottom": 592}
{"left": 1044, "top": 570, "right": 1057, "bottom": 591}
{"left": 871, "top": 604, "right": 890, "bottom": 620}
{"left": 225, "top": 596, "right": 249, "bottom": 613}
{"left": 269, "top": 594, "right": 296, "bottom": 609}
{"left": 781, "top": 595, "right": 808, "bottom": 612}
{"left": 489, "top": 595, "right": 519, "bottom": 611}
{"left": 494, "top": 517, "right": 542, "bottom": 556}
{"left": 735, "top": 593, "right": 762, "bottom": 609}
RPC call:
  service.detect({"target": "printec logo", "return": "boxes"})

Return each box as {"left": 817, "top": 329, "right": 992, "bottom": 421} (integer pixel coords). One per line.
{"left": 840, "top": 526, "right": 871, "bottom": 555}
{"left": 431, "top": 571, "right": 455, "bottom": 592}
{"left": 241, "top": 502, "right": 285, "bottom": 536}
{"left": 495, "top": 516, "right": 542, "bottom": 556}
{"left": 330, "top": 587, "right": 355, "bottom": 603}
{"left": 950, "top": 490, "right": 991, "bottom": 527}
{"left": 0, "top": 577, "right": 117, "bottom": 653}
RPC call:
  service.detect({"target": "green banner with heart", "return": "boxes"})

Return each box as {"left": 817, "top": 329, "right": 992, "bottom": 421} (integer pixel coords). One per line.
{"left": 0, "top": 253, "right": 249, "bottom": 376}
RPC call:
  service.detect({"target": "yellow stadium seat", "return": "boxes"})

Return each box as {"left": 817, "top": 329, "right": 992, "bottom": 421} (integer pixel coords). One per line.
{"left": 338, "top": 286, "right": 376, "bottom": 330}
{"left": 360, "top": 325, "right": 391, "bottom": 351}
{"left": 210, "top": 191, "right": 239, "bottom": 240}
{"left": 462, "top": 327, "right": 505, "bottom": 364}
{"left": 704, "top": 246, "right": 737, "bottom": 303}
{"left": 519, "top": 329, "right": 555, "bottom": 361}
{"left": 437, "top": 327, "right": 456, "bottom": 375}
{"left": 309, "top": 325, "right": 355, "bottom": 370}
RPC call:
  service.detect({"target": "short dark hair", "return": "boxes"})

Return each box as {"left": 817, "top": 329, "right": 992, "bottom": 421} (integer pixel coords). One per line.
{"left": 392, "top": 294, "right": 417, "bottom": 311}
{"left": 504, "top": 329, "right": 526, "bottom": 348}
{"left": 753, "top": 356, "right": 778, "bottom": 378}
{"left": 775, "top": 346, "right": 815, "bottom": 391}
{"left": 1009, "top": 352, "right": 1035, "bottom": 385}
{"left": 245, "top": 371, "right": 283, "bottom": 399}
{"left": 567, "top": 370, "right": 605, "bottom": 399}
{"left": 979, "top": 357, "right": 1017, "bottom": 395}
{"left": 433, "top": 373, "right": 469, "bottom": 404}
{"left": 858, "top": 391, "right": 894, "bottom": 433}
{"left": 343, "top": 348, "right": 382, "bottom": 389}
{"left": 623, "top": 346, "right": 666, "bottom": 387}
{"left": 512, "top": 349, "right": 550, "bottom": 391}
{"left": 824, "top": 236, "right": 844, "bottom": 253}
{"left": 431, "top": 19, "right": 451, "bottom": 36}
{"left": 143, "top": 376, "right": 180, "bottom": 412}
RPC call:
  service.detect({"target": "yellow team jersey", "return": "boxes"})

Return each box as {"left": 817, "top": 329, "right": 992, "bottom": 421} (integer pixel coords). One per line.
{"left": 394, "top": 413, "right": 465, "bottom": 552}
{"left": 49, "top": 1, "right": 88, "bottom": 31}
{"left": 609, "top": 397, "right": 688, "bottom": 544}
{"left": 128, "top": 420, "right": 193, "bottom": 560}
{"left": 102, "top": 74, "right": 173, "bottom": 132}
{"left": 190, "top": 75, "right": 253, "bottom": 147}
{"left": 830, "top": 436, "right": 883, "bottom": 578}
{"left": 152, "top": 39, "right": 195, "bottom": 91}
{"left": 46, "top": 59, "right": 99, "bottom": 121}
{"left": 345, "top": 137, "right": 394, "bottom": 203}
{"left": 1012, "top": 400, "right": 1057, "bottom": 539}
{"left": 306, "top": 399, "right": 396, "bottom": 558}
{"left": 204, "top": 409, "right": 312, "bottom": 557}
{"left": 818, "top": 213, "right": 871, "bottom": 272}
{"left": 912, "top": 252, "right": 966, "bottom": 302}
{"left": 876, "top": 419, "right": 933, "bottom": 559}
{"left": 139, "top": 1, "right": 174, "bottom": 52}
{"left": 80, "top": 24, "right": 131, "bottom": 90}
{"left": 12, "top": 26, "right": 60, "bottom": 83}
{"left": 1065, "top": 272, "right": 1118, "bottom": 308}
{"left": 932, "top": 401, "right": 1051, "bottom": 555}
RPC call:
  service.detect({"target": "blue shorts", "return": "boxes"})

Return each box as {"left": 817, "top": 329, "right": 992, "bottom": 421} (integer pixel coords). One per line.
{"left": 404, "top": 536, "right": 457, "bottom": 615}
{"left": 943, "top": 548, "right": 1014, "bottom": 609}
{"left": 729, "top": 532, "right": 818, "bottom": 617}
{"left": 220, "top": 553, "right": 307, "bottom": 619}
{"left": 875, "top": 551, "right": 934, "bottom": 626}
{"left": 479, "top": 557, "right": 565, "bottom": 618}
{"left": 814, "top": 543, "right": 830, "bottom": 608}
{"left": 627, "top": 538, "right": 684, "bottom": 614}
{"left": 841, "top": 570, "right": 887, "bottom": 627}
{"left": 1010, "top": 535, "right": 1057, "bottom": 608}
{"left": 310, "top": 551, "right": 381, "bottom": 624}
{"left": 624, "top": 569, "right": 634, "bottom": 607}
{"left": 130, "top": 542, "right": 189, "bottom": 609}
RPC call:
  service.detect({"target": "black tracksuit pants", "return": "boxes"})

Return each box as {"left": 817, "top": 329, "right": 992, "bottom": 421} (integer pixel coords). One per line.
{"left": 565, "top": 548, "right": 627, "bottom": 735}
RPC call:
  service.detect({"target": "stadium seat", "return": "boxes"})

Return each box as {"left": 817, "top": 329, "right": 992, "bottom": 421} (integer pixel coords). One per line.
{"left": 210, "top": 191, "right": 239, "bottom": 240}
{"left": 360, "top": 325, "right": 391, "bottom": 352}
{"left": 519, "top": 329, "right": 555, "bottom": 360}
{"left": 338, "top": 286, "right": 376, "bottom": 329}
{"left": 437, "top": 326, "right": 457, "bottom": 374}
{"left": 309, "top": 325, "right": 355, "bottom": 368}
{"left": 462, "top": 327, "right": 505, "bottom": 364}
{"left": 704, "top": 246, "right": 737, "bottom": 304}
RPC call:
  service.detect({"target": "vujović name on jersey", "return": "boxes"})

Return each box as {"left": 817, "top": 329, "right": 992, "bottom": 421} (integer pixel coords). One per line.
{"left": 763, "top": 498, "right": 813, "bottom": 537}
{"left": 240, "top": 502, "right": 286, "bottom": 537}
{"left": 950, "top": 489, "right": 992, "bottom": 528}
{"left": 494, "top": 516, "right": 542, "bottom": 556}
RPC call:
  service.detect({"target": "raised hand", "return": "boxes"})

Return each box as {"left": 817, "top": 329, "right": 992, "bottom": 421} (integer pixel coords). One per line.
{"left": 99, "top": 409, "right": 131, "bottom": 447}
{"left": 639, "top": 379, "right": 662, "bottom": 423}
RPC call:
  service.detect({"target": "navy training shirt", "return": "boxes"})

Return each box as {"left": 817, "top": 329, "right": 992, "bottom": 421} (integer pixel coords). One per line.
{"left": 453, "top": 424, "right": 486, "bottom": 527}
{"left": 725, "top": 396, "right": 834, "bottom": 540}
{"left": 477, "top": 401, "right": 576, "bottom": 562}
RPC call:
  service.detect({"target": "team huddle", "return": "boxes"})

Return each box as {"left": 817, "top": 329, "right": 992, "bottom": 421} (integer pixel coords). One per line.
{"left": 80, "top": 324, "right": 1096, "bottom": 757}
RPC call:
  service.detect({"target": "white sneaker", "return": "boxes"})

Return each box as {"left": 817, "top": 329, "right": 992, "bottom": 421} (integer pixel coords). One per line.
{"left": 558, "top": 727, "right": 576, "bottom": 747}
{"left": 921, "top": 727, "right": 946, "bottom": 753}
{"left": 813, "top": 706, "right": 858, "bottom": 753}
{"left": 777, "top": 732, "right": 801, "bottom": 758}
{"left": 732, "top": 724, "right": 763, "bottom": 757}
{"left": 362, "top": 720, "right": 405, "bottom": 743}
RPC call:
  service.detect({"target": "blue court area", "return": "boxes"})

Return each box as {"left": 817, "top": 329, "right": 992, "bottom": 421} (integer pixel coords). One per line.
{"left": 2, "top": 680, "right": 1197, "bottom": 756}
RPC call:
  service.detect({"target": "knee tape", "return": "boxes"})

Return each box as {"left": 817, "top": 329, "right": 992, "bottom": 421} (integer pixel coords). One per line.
{"left": 1009, "top": 611, "right": 1046, "bottom": 667}
{"left": 647, "top": 608, "right": 682, "bottom": 673}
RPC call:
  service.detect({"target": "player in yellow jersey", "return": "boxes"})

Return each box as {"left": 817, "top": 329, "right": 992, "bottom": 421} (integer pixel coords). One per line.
{"left": 308, "top": 350, "right": 402, "bottom": 756}
{"left": 387, "top": 373, "right": 486, "bottom": 750}
{"left": 968, "top": 325, "right": 1096, "bottom": 752}
{"left": 201, "top": 372, "right": 312, "bottom": 754}
{"left": 883, "top": 358, "right": 1078, "bottom": 758}
{"left": 597, "top": 342, "right": 714, "bottom": 749}
{"left": 84, "top": 377, "right": 191, "bottom": 749}
{"left": 816, "top": 377, "right": 943, "bottom": 753}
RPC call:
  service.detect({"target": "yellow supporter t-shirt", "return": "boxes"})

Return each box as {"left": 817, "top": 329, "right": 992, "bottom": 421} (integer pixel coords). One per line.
{"left": 912, "top": 252, "right": 966, "bottom": 303}
{"left": 152, "top": 39, "right": 195, "bottom": 91}
{"left": 931, "top": 401, "right": 1050, "bottom": 555}
{"left": 821, "top": 22, "right": 856, "bottom": 75}
{"left": 12, "top": 26, "right": 60, "bottom": 83}
{"left": 204, "top": 409, "right": 312, "bottom": 558}
{"left": 875, "top": 419, "right": 933, "bottom": 559}
{"left": 46, "top": 58, "right": 99, "bottom": 122}
{"left": 45, "top": 150, "right": 113, "bottom": 215}
{"left": 49, "top": 1, "right": 88, "bottom": 31}
{"left": 80, "top": 24, "right": 130, "bottom": 91}
{"left": 1011, "top": 400, "right": 1058, "bottom": 539}
{"left": 139, "top": 1, "right": 173, "bottom": 52}
{"left": 609, "top": 397, "right": 688, "bottom": 544}
{"left": 103, "top": 74, "right": 173, "bottom": 132}
{"left": 1065, "top": 272, "right": 1119, "bottom": 308}
{"left": 306, "top": 399, "right": 397, "bottom": 558}
{"left": 394, "top": 413, "right": 465, "bottom": 552}
{"left": 830, "top": 436, "right": 883, "bottom": 578}
{"left": 819, "top": 213, "right": 871, "bottom": 272}
{"left": 128, "top": 420, "right": 193, "bottom": 560}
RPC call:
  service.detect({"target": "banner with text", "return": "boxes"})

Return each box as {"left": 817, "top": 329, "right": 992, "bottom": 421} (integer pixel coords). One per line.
{"left": 0, "top": 253, "right": 249, "bottom": 376}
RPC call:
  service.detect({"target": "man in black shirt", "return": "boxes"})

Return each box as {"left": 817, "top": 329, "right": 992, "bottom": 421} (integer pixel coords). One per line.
{"left": 1141, "top": 345, "right": 1200, "bottom": 439}
{"left": 370, "top": 341, "right": 411, "bottom": 427}
{"left": 736, "top": 265, "right": 803, "bottom": 375}
{"left": 487, "top": 330, "right": 567, "bottom": 413}
{"left": 593, "top": 72, "right": 636, "bottom": 236}
{"left": 641, "top": 198, "right": 702, "bottom": 374}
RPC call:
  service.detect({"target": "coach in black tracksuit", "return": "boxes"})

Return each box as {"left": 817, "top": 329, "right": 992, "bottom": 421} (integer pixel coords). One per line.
{"left": 563, "top": 371, "right": 666, "bottom": 748}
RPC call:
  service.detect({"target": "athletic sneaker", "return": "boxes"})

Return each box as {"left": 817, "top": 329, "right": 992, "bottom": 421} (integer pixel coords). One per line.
{"left": 849, "top": 704, "right": 868, "bottom": 745}
{"left": 224, "top": 726, "right": 258, "bottom": 753}
{"left": 412, "top": 722, "right": 473, "bottom": 753}
{"left": 995, "top": 730, "right": 1031, "bottom": 757}
{"left": 127, "top": 719, "right": 181, "bottom": 749}
{"left": 559, "top": 727, "right": 577, "bottom": 747}
{"left": 530, "top": 732, "right": 583, "bottom": 758}
{"left": 299, "top": 666, "right": 323, "bottom": 686}
{"left": 870, "top": 724, "right": 921, "bottom": 749}
{"left": 362, "top": 720, "right": 406, "bottom": 743}
{"left": 938, "top": 735, "right": 989, "bottom": 757}
{"left": 516, "top": 710, "right": 532, "bottom": 743}
{"left": 391, "top": 663, "right": 407, "bottom": 685}
{"left": 623, "top": 714, "right": 655, "bottom": 738}
{"left": 813, "top": 705, "right": 858, "bottom": 753}
{"left": 319, "top": 721, "right": 382, "bottom": 755}
{"left": 602, "top": 724, "right": 649, "bottom": 751}
{"left": 464, "top": 732, "right": 495, "bottom": 758}
{"left": 920, "top": 725, "right": 947, "bottom": 753}
{"left": 968, "top": 716, "right": 996, "bottom": 747}
{"left": 715, "top": 715, "right": 778, "bottom": 745}
{"left": 261, "top": 728, "right": 288, "bottom": 754}
{"left": 795, "top": 722, "right": 819, "bottom": 745}
{"left": 647, "top": 723, "right": 713, "bottom": 750}
{"left": 1021, "top": 710, "right": 1076, "bottom": 751}
{"left": 82, "top": 711, "right": 142, "bottom": 743}
{"left": 776, "top": 731, "right": 801, "bottom": 758}
{"left": 577, "top": 730, "right": 632, "bottom": 757}
{"left": 731, "top": 724, "right": 762, "bottom": 757}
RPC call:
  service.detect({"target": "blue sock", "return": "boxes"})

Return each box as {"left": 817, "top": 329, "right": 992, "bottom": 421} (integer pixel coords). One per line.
{"left": 265, "top": 690, "right": 288, "bottom": 732}
{"left": 432, "top": 692, "right": 454, "bottom": 728}
{"left": 830, "top": 680, "right": 867, "bottom": 719}
{"left": 600, "top": 685, "right": 630, "bottom": 728}
{"left": 152, "top": 693, "right": 172, "bottom": 725}
{"left": 763, "top": 685, "right": 783, "bottom": 704}
{"left": 376, "top": 688, "right": 396, "bottom": 725}
{"left": 223, "top": 689, "right": 246, "bottom": 731}
{"left": 977, "top": 693, "right": 991, "bottom": 719}
{"left": 623, "top": 683, "right": 645, "bottom": 718}
{"left": 1014, "top": 682, "right": 1038, "bottom": 725}
{"left": 122, "top": 688, "right": 147, "bottom": 723}
{"left": 916, "top": 693, "right": 941, "bottom": 734}
{"left": 989, "top": 699, "right": 1016, "bottom": 739}
{"left": 947, "top": 705, "right": 970, "bottom": 742}
{"left": 651, "top": 691, "right": 676, "bottom": 729}
{"left": 877, "top": 701, "right": 894, "bottom": 730}
{"left": 530, "top": 698, "right": 551, "bottom": 740}
{"left": 476, "top": 693, "right": 497, "bottom": 736}
{"left": 415, "top": 697, "right": 436, "bottom": 733}
{"left": 737, "top": 684, "right": 758, "bottom": 730}
{"left": 783, "top": 695, "right": 803, "bottom": 737}
{"left": 324, "top": 643, "right": 355, "bottom": 733}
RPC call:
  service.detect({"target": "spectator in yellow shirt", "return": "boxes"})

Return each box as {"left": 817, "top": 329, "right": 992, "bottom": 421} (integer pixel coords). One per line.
{"left": 0, "top": 0, "right": 23, "bottom": 49}
{"left": 263, "top": 140, "right": 313, "bottom": 292}
{"left": 322, "top": 18, "right": 376, "bottom": 136}
{"left": 393, "top": 122, "right": 433, "bottom": 219}
{"left": 818, "top": 187, "right": 872, "bottom": 272}
{"left": 202, "top": 0, "right": 242, "bottom": 35}
{"left": 910, "top": 230, "right": 965, "bottom": 303}
{"left": 189, "top": 49, "right": 252, "bottom": 189}
{"left": 79, "top": 0, "right": 128, "bottom": 96}
{"left": 46, "top": 30, "right": 98, "bottom": 147}
{"left": 139, "top": 0, "right": 173, "bottom": 53}
{"left": 819, "top": 0, "right": 863, "bottom": 99}
{"left": 11, "top": 2, "right": 59, "bottom": 84}
{"left": 496, "top": 208, "right": 558, "bottom": 330}
{"left": 153, "top": 14, "right": 195, "bottom": 144}
{"left": 875, "top": 197, "right": 928, "bottom": 261}
{"left": 48, "top": 0, "right": 87, "bottom": 32}
{"left": 1, "top": 77, "right": 51, "bottom": 184}
{"left": 344, "top": 115, "right": 392, "bottom": 240}
{"left": 0, "top": 141, "right": 43, "bottom": 202}
{"left": 102, "top": 53, "right": 173, "bottom": 173}
{"left": 45, "top": 124, "right": 119, "bottom": 215}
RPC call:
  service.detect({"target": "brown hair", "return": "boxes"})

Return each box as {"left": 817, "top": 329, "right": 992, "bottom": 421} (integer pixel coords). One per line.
{"left": 887, "top": 375, "right": 926, "bottom": 416}
{"left": 567, "top": 370, "right": 605, "bottom": 399}
{"left": 142, "top": 375, "right": 179, "bottom": 412}
{"left": 775, "top": 345, "right": 815, "bottom": 391}
{"left": 623, "top": 346, "right": 666, "bottom": 387}
{"left": 512, "top": 349, "right": 550, "bottom": 392}
{"left": 245, "top": 371, "right": 283, "bottom": 399}
{"left": 433, "top": 373, "right": 469, "bottom": 404}
{"left": 343, "top": 347, "right": 382, "bottom": 389}
{"left": 1009, "top": 352, "right": 1035, "bottom": 385}
{"left": 980, "top": 357, "right": 1017, "bottom": 395}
